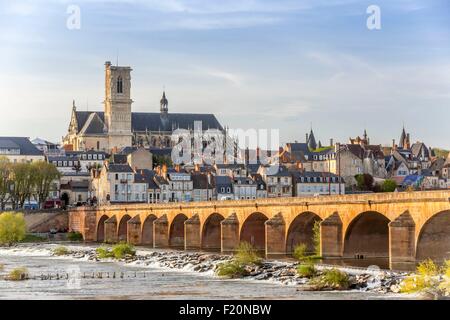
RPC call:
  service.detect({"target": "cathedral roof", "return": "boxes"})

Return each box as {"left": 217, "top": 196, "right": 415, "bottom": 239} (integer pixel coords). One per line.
{"left": 74, "top": 111, "right": 223, "bottom": 133}
{"left": 79, "top": 113, "right": 106, "bottom": 135}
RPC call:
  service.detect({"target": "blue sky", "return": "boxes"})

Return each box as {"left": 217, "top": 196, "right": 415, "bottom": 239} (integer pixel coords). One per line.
{"left": 1, "top": 0, "right": 449, "bottom": 149}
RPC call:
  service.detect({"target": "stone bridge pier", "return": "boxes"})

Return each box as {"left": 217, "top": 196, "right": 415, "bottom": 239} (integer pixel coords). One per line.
{"left": 69, "top": 191, "right": 450, "bottom": 269}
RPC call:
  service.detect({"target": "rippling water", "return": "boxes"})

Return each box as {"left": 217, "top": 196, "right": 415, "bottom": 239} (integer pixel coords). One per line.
{"left": 0, "top": 244, "right": 411, "bottom": 300}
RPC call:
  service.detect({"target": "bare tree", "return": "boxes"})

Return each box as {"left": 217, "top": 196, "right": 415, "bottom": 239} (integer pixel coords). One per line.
{"left": 32, "top": 161, "right": 61, "bottom": 208}
{"left": 0, "top": 157, "right": 12, "bottom": 210}
{"left": 10, "top": 163, "right": 35, "bottom": 209}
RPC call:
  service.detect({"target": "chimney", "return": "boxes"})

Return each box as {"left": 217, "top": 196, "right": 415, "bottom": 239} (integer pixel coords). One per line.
{"left": 334, "top": 142, "right": 341, "bottom": 153}
{"left": 330, "top": 138, "right": 334, "bottom": 147}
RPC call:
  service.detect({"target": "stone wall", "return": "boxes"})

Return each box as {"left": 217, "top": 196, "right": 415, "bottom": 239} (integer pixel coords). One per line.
{"left": 24, "top": 210, "right": 69, "bottom": 233}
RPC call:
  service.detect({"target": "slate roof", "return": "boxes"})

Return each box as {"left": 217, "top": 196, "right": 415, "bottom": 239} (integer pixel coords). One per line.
{"left": 345, "top": 144, "right": 365, "bottom": 159}
{"left": 110, "top": 154, "right": 128, "bottom": 164}
{"left": 60, "top": 181, "right": 89, "bottom": 191}
{"left": 150, "top": 147, "right": 172, "bottom": 157}
{"left": 246, "top": 164, "right": 262, "bottom": 175}
{"left": 107, "top": 163, "right": 133, "bottom": 173}
{"left": 260, "top": 164, "right": 291, "bottom": 177}
{"left": 250, "top": 173, "right": 266, "bottom": 189}
{"left": 79, "top": 113, "right": 106, "bottom": 135}
{"left": 215, "top": 176, "right": 233, "bottom": 191}
{"left": 411, "top": 142, "right": 430, "bottom": 159}
{"left": 192, "top": 173, "right": 213, "bottom": 189}
{"left": 0, "top": 137, "right": 44, "bottom": 156}
{"left": 429, "top": 158, "right": 445, "bottom": 172}
{"left": 75, "top": 111, "right": 223, "bottom": 134}
{"left": 291, "top": 171, "right": 344, "bottom": 183}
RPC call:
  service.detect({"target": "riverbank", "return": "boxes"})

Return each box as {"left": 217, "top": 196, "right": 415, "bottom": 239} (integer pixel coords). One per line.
{"left": 0, "top": 243, "right": 411, "bottom": 296}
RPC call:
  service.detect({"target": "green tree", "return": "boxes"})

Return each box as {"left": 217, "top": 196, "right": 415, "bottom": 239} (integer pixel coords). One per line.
{"left": 0, "top": 157, "right": 12, "bottom": 210}
{"left": 381, "top": 179, "right": 397, "bottom": 192}
{"left": 32, "top": 161, "right": 61, "bottom": 208}
{"left": 0, "top": 212, "right": 26, "bottom": 245}
{"left": 355, "top": 173, "right": 374, "bottom": 191}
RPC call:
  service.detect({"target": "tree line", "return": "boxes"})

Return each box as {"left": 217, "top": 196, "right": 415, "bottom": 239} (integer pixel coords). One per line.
{"left": 0, "top": 157, "right": 61, "bottom": 210}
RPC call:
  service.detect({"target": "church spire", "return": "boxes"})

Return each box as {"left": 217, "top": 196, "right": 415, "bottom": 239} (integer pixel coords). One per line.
{"left": 399, "top": 125, "right": 407, "bottom": 149}
{"left": 307, "top": 127, "right": 317, "bottom": 150}
{"left": 160, "top": 90, "right": 168, "bottom": 114}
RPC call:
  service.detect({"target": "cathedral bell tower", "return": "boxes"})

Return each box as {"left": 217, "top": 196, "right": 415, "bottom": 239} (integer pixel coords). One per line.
{"left": 160, "top": 91, "right": 168, "bottom": 114}
{"left": 104, "top": 61, "right": 133, "bottom": 151}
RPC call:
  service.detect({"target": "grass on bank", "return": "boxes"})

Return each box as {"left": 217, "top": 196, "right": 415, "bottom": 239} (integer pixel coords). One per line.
{"left": 53, "top": 246, "right": 70, "bottom": 256}
{"left": 400, "top": 259, "right": 440, "bottom": 293}
{"left": 67, "top": 231, "right": 83, "bottom": 242}
{"left": 20, "top": 234, "right": 48, "bottom": 243}
{"left": 310, "top": 268, "right": 350, "bottom": 290}
{"left": 6, "top": 267, "right": 28, "bottom": 281}
{"left": 96, "top": 242, "right": 136, "bottom": 259}
{"left": 400, "top": 259, "right": 450, "bottom": 296}
{"left": 216, "top": 242, "right": 262, "bottom": 278}
{"left": 297, "top": 263, "right": 317, "bottom": 278}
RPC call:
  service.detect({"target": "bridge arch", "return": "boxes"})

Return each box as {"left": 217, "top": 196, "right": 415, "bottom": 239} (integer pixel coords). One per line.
{"left": 117, "top": 214, "right": 131, "bottom": 242}
{"left": 286, "top": 212, "right": 322, "bottom": 255}
{"left": 240, "top": 212, "right": 269, "bottom": 251}
{"left": 141, "top": 214, "right": 157, "bottom": 246}
{"left": 344, "top": 211, "right": 390, "bottom": 258}
{"left": 96, "top": 215, "right": 109, "bottom": 242}
{"left": 201, "top": 213, "right": 225, "bottom": 250}
{"left": 416, "top": 210, "right": 450, "bottom": 262}
{"left": 169, "top": 213, "right": 188, "bottom": 248}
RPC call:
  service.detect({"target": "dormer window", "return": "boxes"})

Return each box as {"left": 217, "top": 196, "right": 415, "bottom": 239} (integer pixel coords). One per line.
{"left": 117, "top": 76, "right": 123, "bottom": 94}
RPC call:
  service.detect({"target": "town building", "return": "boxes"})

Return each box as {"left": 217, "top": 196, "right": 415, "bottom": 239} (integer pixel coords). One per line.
{"left": 31, "top": 138, "right": 60, "bottom": 156}
{"left": 232, "top": 177, "right": 257, "bottom": 200}
{"left": 250, "top": 174, "right": 268, "bottom": 199}
{"left": 258, "top": 165, "right": 292, "bottom": 198}
{"left": 215, "top": 176, "right": 234, "bottom": 200}
{"left": 191, "top": 172, "right": 215, "bottom": 202}
{"left": 292, "top": 171, "right": 345, "bottom": 197}
{"left": 0, "top": 137, "right": 44, "bottom": 163}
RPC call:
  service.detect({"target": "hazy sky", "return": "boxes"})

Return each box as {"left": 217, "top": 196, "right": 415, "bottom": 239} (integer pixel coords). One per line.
{"left": 1, "top": 0, "right": 449, "bottom": 149}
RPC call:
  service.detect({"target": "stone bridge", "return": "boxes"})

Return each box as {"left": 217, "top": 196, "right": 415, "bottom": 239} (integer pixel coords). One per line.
{"left": 69, "top": 190, "right": 450, "bottom": 269}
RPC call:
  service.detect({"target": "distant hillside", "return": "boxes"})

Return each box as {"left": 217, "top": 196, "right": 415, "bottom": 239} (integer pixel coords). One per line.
{"left": 433, "top": 148, "right": 449, "bottom": 158}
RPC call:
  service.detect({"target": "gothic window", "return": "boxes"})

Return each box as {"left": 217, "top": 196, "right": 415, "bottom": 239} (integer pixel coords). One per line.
{"left": 117, "top": 76, "right": 123, "bottom": 94}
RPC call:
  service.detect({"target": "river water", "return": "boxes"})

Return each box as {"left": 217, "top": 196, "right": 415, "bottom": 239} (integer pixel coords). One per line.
{"left": 0, "top": 244, "right": 411, "bottom": 300}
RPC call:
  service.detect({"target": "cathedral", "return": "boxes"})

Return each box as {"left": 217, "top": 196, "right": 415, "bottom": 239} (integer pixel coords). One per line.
{"left": 63, "top": 61, "right": 224, "bottom": 152}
